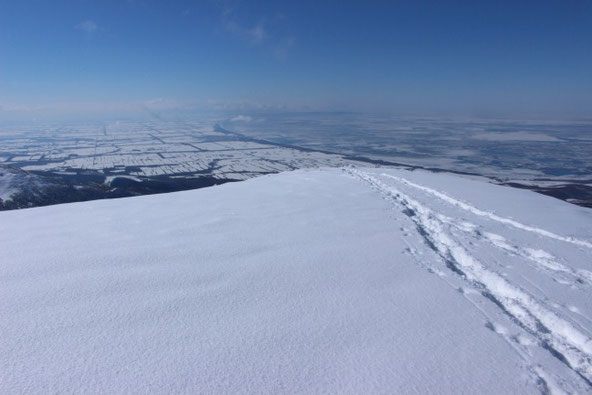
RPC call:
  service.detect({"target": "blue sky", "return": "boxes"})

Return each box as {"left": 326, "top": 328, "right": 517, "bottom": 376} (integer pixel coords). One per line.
{"left": 1, "top": 0, "right": 591, "bottom": 118}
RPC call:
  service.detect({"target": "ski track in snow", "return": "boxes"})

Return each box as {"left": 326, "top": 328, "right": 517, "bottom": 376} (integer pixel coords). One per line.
{"left": 345, "top": 168, "right": 592, "bottom": 390}
{"left": 439, "top": 216, "right": 592, "bottom": 288}
{"left": 399, "top": 217, "right": 558, "bottom": 394}
{"left": 379, "top": 172, "right": 592, "bottom": 288}
{"left": 379, "top": 173, "right": 592, "bottom": 251}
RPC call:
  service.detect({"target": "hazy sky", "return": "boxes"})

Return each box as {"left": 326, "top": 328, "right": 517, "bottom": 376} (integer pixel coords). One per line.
{"left": 1, "top": 0, "right": 591, "bottom": 118}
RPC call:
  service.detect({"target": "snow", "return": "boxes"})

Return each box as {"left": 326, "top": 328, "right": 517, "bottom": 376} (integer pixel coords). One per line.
{"left": 1, "top": 167, "right": 592, "bottom": 393}
{"left": 0, "top": 166, "right": 50, "bottom": 202}
{"left": 470, "top": 131, "right": 561, "bottom": 142}
{"left": 1, "top": 122, "right": 359, "bottom": 181}
{"left": 0, "top": 170, "right": 18, "bottom": 200}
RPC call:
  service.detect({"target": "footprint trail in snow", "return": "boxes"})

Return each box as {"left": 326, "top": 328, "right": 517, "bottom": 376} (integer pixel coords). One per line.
{"left": 346, "top": 167, "right": 592, "bottom": 393}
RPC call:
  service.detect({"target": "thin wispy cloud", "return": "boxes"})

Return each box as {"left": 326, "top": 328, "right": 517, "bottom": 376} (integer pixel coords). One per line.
{"left": 0, "top": 98, "right": 200, "bottom": 118}
{"left": 248, "top": 23, "right": 266, "bottom": 44}
{"left": 215, "top": 1, "right": 294, "bottom": 53}
{"left": 75, "top": 20, "right": 98, "bottom": 34}
{"left": 225, "top": 19, "right": 267, "bottom": 45}
{"left": 206, "top": 98, "right": 289, "bottom": 111}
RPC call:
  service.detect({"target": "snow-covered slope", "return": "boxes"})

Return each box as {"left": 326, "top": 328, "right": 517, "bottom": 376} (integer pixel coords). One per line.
{"left": 0, "top": 166, "right": 53, "bottom": 204}
{"left": 1, "top": 167, "right": 591, "bottom": 394}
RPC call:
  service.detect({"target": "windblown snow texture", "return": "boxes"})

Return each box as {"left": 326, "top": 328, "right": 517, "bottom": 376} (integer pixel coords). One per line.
{"left": 1, "top": 167, "right": 591, "bottom": 394}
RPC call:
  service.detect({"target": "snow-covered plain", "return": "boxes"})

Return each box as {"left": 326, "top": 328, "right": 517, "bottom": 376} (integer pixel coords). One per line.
{"left": 1, "top": 167, "right": 592, "bottom": 393}
{"left": 0, "top": 121, "right": 358, "bottom": 182}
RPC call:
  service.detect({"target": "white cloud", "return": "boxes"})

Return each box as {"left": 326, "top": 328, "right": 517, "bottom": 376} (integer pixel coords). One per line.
{"left": 230, "top": 115, "right": 252, "bottom": 122}
{"left": 76, "top": 20, "right": 98, "bottom": 34}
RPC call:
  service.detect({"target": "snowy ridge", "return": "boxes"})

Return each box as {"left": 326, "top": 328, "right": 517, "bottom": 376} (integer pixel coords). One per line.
{"left": 2, "top": 167, "right": 592, "bottom": 393}
{"left": 346, "top": 168, "right": 592, "bottom": 388}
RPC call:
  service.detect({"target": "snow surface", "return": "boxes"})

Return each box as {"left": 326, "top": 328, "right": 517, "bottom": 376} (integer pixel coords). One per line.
{"left": 0, "top": 166, "right": 50, "bottom": 202}
{"left": 0, "top": 170, "right": 17, "bottom": 200}
{"left": 1, "top": 167, "right": 592, "bottom": 393}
